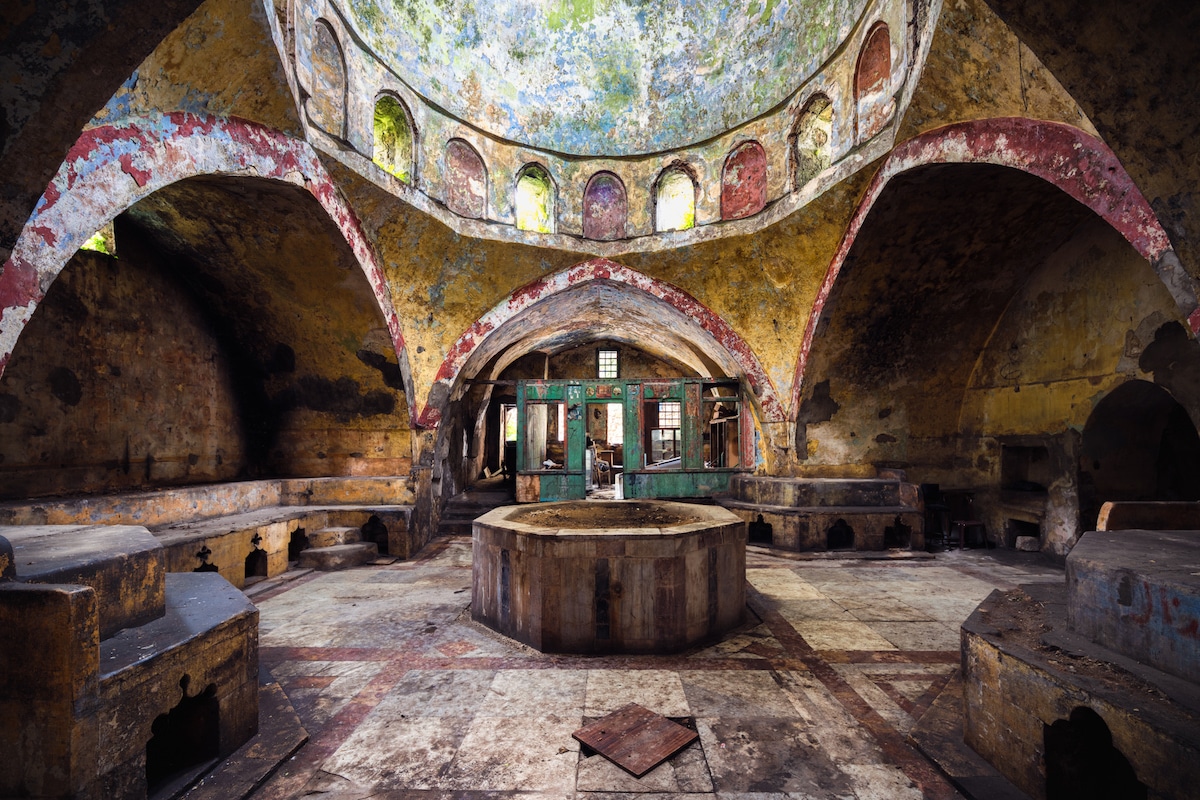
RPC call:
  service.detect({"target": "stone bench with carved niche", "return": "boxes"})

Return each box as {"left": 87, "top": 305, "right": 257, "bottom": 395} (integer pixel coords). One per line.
{"left": 0, "top": 525, "right": 258, "bottom": 799}
{"left": 0, "top": 477, "right": 417, "bottom": 590}
{"left": 718, "top": 473, "right": 925, "bottom": 551}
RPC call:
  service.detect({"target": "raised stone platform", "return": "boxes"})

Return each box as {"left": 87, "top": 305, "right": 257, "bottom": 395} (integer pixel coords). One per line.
{"left": 962, "top": 583, "right": 1200, "bottom": 799}
{"left": 1067, "top": 528, "right": 1200, "bottom": 684}
{"left": 298, "top": 542, "right": 378, "bottom": 571}
{"left": 0, "top": 478, "right": 417, "bottom": 589}
{"left": 718, "top": 474, "right": 923, "bottom": 552}
{"left": 0, "top": 525, "right": 260, "bottom": 799}
{"left": 472, "top": 501, "right": 746, "bottom": 654}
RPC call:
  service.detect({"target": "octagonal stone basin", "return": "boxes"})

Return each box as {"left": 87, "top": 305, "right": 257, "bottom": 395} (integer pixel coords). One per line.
{"left": 472, "top": 500, "right": 746, "bottom": 654}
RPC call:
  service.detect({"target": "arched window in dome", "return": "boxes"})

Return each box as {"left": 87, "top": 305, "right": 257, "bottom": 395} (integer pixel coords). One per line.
{"left": 372, "top": 95, "right": 414, "bottom": 183}
{"left": 793, "top": 94, "right": 833, "bottom": 189}
{"left": 855, "top": 22, "right": 893, "bottom": 141}
{"left": 309, "top": 20, "right": 346, "bottom": 138}
{"left": 655, "top": 167, "right": 695, "bottom": 232}
{"left": 445, "top": 139, "right": 487, "bottom": 219}
{"left": 720, "top": 140, "right": 767, "bottom": 221}
{"left": 582, "top": 171, "right": 627, "bottom": 240}
{"left": 515, "top": 164, "right": 554, "bottom": 233}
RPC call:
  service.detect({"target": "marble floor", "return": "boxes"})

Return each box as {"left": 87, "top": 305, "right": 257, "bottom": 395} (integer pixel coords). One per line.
{"left": 249, "top": 540, "right": 1061, "bottom": 800}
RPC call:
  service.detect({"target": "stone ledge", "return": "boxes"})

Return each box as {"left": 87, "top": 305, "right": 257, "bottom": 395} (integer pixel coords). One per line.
{"left": 962, "top": 587, "right": 1200, "bottom": 799}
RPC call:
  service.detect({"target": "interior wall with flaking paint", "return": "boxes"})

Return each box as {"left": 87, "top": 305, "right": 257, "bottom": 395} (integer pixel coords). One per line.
{"left": 545, "top": 342, "right": 697, "bottom": 381}
{"left": 120, "top": 175, "right": 414, "bottom": 481}
{"left": 895, "top": 0, "right": 1097, "bottom": 143}
{"left": 0, "top": 247, "right": 246, "bottom": 499}
{"left": 88, "top": 0, "right": 302, "bottom": 136}
{"left": 0, "top": 172, "right": 414, "bottom": 499}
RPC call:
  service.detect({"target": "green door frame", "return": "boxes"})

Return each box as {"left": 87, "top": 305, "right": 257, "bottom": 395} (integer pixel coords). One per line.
{"left": 516, "top": 378, "right": 747, "bottom": 502}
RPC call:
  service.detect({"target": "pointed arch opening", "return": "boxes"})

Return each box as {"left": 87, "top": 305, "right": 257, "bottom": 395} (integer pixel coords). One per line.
{"left": 655, "top": 166, "right": 696, "bottom": 232}
{"left": 792, "top": 94, "right": 834, "bottom": 189}
{"left": 372, "top": 94, "right": 414, "bottom": 183}
{"left": 720, "top": 141, "right": 767, "bottom": 221}
{"left": 309, "top": 20, "right": 347, "bottom": 138}
{"left": 445, "top": 139, "right": 487, "bottom": 219}
{"left": 515, "top": 163, "right": 554, "bottom": 233}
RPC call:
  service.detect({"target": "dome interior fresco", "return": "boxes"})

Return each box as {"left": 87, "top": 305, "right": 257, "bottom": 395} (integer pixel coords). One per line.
{"left": 340, "top": 0, "right": 869, "bottom": 155}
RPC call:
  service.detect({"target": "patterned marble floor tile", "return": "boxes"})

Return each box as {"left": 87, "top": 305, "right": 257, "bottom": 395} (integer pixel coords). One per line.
{"left": 319, "top": 715, "right": 472, "bottom": 790}
{"left": 696, "top": 717, "right": 858, "bottom": 796}
{"left": 681, "top": 671, "right": 799, "bottom": 718}
{"left": 832, "top": 599, "right": 931, "bottom": 622}
{"left": 747, "top": 569, "right": 828, "bottom": 600}
{"left": 774, "top": 599, "right": 857, "bottom": 622}
{"left": 840, "top": 763, "right": 926, "bottom": 800}
{"left": 477, "top": 669, "right": 588, "bottom": 717}
{"left": 439, "top": 714, "right": 581, "bottom": 793}
{"left": 374, "top": 668, "right": 498, "bottom": 717}
{"left": 865, "top": 621, "right": 961, "bottom": 651}
{"left": 575, "top": 738, "right": 713, "bottom": 793}
{"left": 585, "top": 668, "right": 691, "bottom": 716}
{"left": 785, "top": 619, "right": 898, "bottom": 652}
{"left": 248, "top": 539, "right": 1067, "bottom": 799}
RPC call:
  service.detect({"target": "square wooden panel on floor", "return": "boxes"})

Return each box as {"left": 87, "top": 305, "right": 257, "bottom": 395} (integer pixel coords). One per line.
{"left": 572, "top": 702, "right": 699, "bottom": 778}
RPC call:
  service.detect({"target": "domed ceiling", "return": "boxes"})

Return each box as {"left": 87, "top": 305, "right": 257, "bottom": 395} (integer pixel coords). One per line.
{"left": 342, "top": 0, "right": 868, "bottom": 156}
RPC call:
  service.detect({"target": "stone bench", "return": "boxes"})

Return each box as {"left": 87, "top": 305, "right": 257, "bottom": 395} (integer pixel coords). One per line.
{"left": 718, "top": 474, "right": 924, "bottom": 551}
{"left": 0, "top": 477, "right": 417, "bottom": 590}
{"left": 0, "top": 525, "right": 259, "bottom": 798}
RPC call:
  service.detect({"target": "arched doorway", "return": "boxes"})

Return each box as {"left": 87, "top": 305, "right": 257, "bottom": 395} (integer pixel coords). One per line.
{"left": 1079, "top": 380, "right": 1200, "bottom": 530}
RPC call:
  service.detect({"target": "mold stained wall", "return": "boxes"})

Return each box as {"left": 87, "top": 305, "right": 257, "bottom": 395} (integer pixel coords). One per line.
{"left": 0, "top": 248, "right": 246, "bottom": 499}
{"left": 88, "top": 0, "right": 302, "bottom": 136}
{"left": 960, "top": 218, "right": 1190, "bottom": 555}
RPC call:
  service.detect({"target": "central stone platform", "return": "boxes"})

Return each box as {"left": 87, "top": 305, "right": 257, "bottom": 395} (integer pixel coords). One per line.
{"left": 472, "top": 501, "right": 746, "bottom": 654}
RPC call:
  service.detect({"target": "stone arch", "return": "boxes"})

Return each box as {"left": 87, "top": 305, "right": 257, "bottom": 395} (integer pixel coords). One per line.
{"left": 655, "top": 165, "right": 696, "bottom": 232}
{"left": 1079, "top": 379, "right": 1200, "bottom": 530}
{"left": 419, "top": 258, "right": 783, "bottom": 427}
{"left": 372, "top": 93, "right": 415, "bottom": 183}
{"left": 720, "top": 140, "right": 767, "bottom": 221}
{"left": 790, "top": 117, "right": 1195, "bottom": 418}
{"left": 792, "top": 94, "right": 834, "bottom": 189}
{"left": 444, "top": 139, "right": 487, "bottom": 219}
{"left": 514, "top": 163, "right": 555, "bottom": 233}
{"left": 309, "top": 19, "right": 347, "bottom": 138}
{"left": 582, "top": 171, "right": 627, "bottom": 241}
{"left": 0, "top": 112, "right": 417, "bottom": 424}
{"left": 855, "top": 21, "right": 892, "bottom": 141}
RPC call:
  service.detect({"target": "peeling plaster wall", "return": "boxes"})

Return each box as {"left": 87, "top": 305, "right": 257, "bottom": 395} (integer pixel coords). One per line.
{"left": 89, "top": 0, "right": 302, "bottom": 135}
{"left": 0, "top": 248, "right": 245, "bottom": 499}
{"left": 897, "top": 0, "right": 1096, "bottom": 142}
{"left": 122, "top": 176, "right": 413, "bottom": 480}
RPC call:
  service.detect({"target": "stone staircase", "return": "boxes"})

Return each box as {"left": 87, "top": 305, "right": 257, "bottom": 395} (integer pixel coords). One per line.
{"left": 437, "top": 479, "right": 515, "bottom": 537}
{"left": 297, "top": 524, "right": 380, "bottom": 571}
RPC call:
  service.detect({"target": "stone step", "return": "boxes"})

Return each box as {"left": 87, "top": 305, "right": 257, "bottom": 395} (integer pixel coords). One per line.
{"left": 437, "top": 519, "right": 474, "bottom": 537}
{"left": 297, "top": 542, "right": 378, "bottom": 571}
{"left": 306, "top": 526, "right": 361, "bottom": 548}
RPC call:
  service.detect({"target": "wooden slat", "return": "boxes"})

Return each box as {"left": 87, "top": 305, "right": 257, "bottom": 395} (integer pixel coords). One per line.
{"left": 572, "top": 702, "right": 698, "bottom": 777}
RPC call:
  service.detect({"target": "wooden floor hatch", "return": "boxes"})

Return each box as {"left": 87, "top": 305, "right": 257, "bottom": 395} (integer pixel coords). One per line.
{"left": 571, "top": 702, "right": 699, "bottom": 777}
